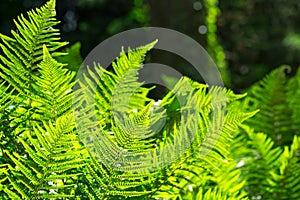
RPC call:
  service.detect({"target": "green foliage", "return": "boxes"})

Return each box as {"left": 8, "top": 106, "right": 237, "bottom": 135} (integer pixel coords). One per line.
{"left": 242, "top": 66, "right": 299, "bottom": 146}
{"left": 73, "top": 40, "right": 253, "bottom": 198}
{"left": 230, "top": 125, "right": 283, "bottom": 199}
{"left": 0, "top": 1, "right": 299, "bottom": 199}
{"left": 287, "top": 68, "right": 300, "bottom": 135}
{"left": 32, "top": 45, "right": 75, "bottom": 121}
{"left": 56, "top": 42, "right": 83, "bottom": 72}
{"left": 269, "top": 136, "right": 300, "bottom": 199}
{"left": 229, "top": 65, "right": 300, "bottom": 199}
{"left": 0, "top": 0, "right": 67, "bottom": 95}
{"left": 5, "top": 114, "right": 85, "bottom": 199}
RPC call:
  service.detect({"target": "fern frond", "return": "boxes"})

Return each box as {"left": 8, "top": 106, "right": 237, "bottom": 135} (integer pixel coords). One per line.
{"left": 0, "top": 0, "right": 67, "bottom": 95}
{"left": 5, "top": 114, "right": 85, "bottom": 199}
{"left": 268, "top": 136, "right": 300, "bottom": 200}
{"left": 196, "top": 188, "right": 249, "bottom": 200}
{"left": 242, "top": 66, "right": 296, "bottom": 146}
{"left": 31, "top": 45, "right": 75, "bottom": 121}
{"left": 230, "top": 124, "right": 282, "bottom": 199}
{"left": 73, "top": 40, "right": 157, "bottom": 168}
{"left": 0, "top": 165, "right": 19, "bottom": 199}
{"left": 150, "top": 84, "right": 254, "bottom": 200}
{"left": 0, "top": 82, "right": 29, "bottom": 166}
{"left": 72, "top": 38, "right": 259, "bottom": 198}
{"left": 71, "top": 41, "right": 162, "bottom": 199}
{"left": 287, "top": 67, "right": 300, "bottom": 135}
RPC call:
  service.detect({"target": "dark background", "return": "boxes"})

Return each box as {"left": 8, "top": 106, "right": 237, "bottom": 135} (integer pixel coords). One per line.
{"left": 1, "top": 0, "right": 300, "bottom": 93}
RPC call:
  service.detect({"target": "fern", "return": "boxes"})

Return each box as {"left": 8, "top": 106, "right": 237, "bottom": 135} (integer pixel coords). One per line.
{"left": 242, "top": 66, "right": 297, "bottom": 146}
{"left": 268, "top": 136, "right": 300, "bottom": 199}
{"left": 0, "top": 0, "right": 67, "bottom": 95}
{"left": 229, "top": 124, "right": 283, "bottom": 199}
{"left": 31, "top": 45, "right": 75, "bottom": 121}
{"left": 196, "top": 188, "right": 248, "bottom": 200}
{"left": 287, "top": 68, "right": 300, "bottom": 135}
{"left": 73, "top": 39, "right": 257, "bottom": 199}
{"left": 4, "top": 114, "right": 85, "bottom": 199}
{"left": 0, "top": 1, "right": 299, "bottom": 199}
{"left": 150, "top": 100, "right": 255, "bottom": 200}
{"left": 229, "top": 66, "right": 300, "bottom": 199}
{"left": 0, "top": 81, "right": 29, "bottom": 168}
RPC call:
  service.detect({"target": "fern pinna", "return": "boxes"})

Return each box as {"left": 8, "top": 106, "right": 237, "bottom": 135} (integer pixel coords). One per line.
{"left": 0, "top": 0, "right": 300, "bottom": 199}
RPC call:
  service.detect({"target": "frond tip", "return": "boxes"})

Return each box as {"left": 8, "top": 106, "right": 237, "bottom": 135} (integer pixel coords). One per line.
{"left": 0, "top": 0, "right": 67, "bottom": 94}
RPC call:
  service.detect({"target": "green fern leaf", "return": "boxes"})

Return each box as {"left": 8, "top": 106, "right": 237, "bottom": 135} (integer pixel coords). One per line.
{"left": 0, "top": 0, "right": 67, "bottom": 95}
{"left": 31, "top": 45, "right": 75, "bottom": 121}
{"left": 287, "top": 67, "right": 300, "bottom": 136}
{"left": 268, "top": 136, "right": 300, "bottom": 199}
{"left": 5, "top": 114, "right": 85, "bottom": 199}
{"left": 196, "top": 188, "right": 248, "bottom": 200}
{"left": 242, "top": 66, "right": 296, "bottom": 146}
{"left": 230, "top": 125, "right": 282, "bottom": 199}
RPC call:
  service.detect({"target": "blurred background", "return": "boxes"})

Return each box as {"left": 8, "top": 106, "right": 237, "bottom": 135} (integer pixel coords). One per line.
{"left": 1, "top": 0, "right": 300, "bottom": 93}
